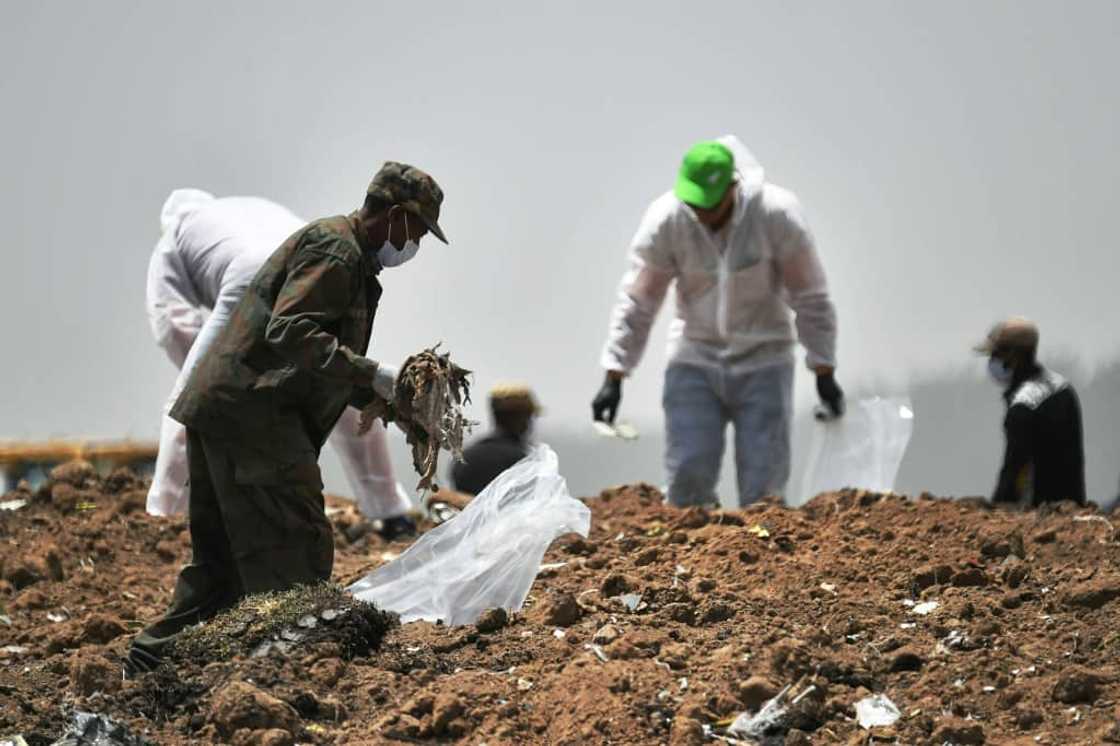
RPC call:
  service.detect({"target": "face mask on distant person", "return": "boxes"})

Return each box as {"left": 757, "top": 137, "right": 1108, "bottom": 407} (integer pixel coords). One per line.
{"left": 377, "top": 211, "right": 420, "bottom": 268}
{"left": 988, "top": 357, "right": 1014, "bottom": 385}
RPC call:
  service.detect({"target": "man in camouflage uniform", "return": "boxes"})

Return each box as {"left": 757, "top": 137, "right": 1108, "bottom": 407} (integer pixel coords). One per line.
{"left": 127, "top": 162, "right": 447, "bottom": 673}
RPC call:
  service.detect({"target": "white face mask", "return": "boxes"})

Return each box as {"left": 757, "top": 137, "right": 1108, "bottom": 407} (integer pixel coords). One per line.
{"left": 377, "top": 211, "right": 420, "bottom": 269}
{"left": 988, "top": 357, "right": 1014, "bottom": 386}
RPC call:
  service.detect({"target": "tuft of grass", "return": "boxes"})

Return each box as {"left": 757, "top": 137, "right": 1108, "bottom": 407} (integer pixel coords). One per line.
{"left": 171, "top": 583, "right": 398, "bottom": 663}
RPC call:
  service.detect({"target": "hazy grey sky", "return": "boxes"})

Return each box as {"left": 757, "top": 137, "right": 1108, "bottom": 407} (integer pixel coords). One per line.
{"left": 2, "top": 1, "right": 1118, "bottom": 500}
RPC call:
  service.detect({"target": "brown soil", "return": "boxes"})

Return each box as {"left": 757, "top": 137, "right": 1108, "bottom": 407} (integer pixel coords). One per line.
{"left": 3, "top": 466, "right": 1120, "bottom": 744}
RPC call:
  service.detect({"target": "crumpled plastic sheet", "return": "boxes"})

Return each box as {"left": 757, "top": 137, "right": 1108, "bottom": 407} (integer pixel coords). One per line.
{"left": 348, "top": 444, "right": 590, "bottom": 625}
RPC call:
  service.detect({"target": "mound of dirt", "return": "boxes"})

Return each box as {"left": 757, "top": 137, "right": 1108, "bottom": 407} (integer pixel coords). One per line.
{"left": 3, "top": 462, "right": 1120, "bottom": 744}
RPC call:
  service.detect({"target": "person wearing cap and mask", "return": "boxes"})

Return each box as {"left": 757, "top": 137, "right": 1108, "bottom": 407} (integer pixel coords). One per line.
{"left": 144, "top": 190, "right": 414, "bottom": 536}
{"left": 592, "top": 136, "right": 842, "bottom": 508}
{"left": 127, "top": 162, "right": 448, "bottom": 673}
{"left": 450, "top": 384, "right": 541, "bottom": 496}
{"left": 975, "top": 317, "right": 1085, "bottom": 506}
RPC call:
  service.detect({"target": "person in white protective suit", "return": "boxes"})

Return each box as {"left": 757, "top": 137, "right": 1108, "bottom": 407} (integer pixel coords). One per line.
{"left": 145, "top": 189, "right": 416, "bottom": 537}
{"left": 592, "top": 137, "right": 844, "bottom": 508}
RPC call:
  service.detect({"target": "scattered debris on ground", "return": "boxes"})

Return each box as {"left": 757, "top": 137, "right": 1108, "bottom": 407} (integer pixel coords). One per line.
{"left": 2, "top": 463, "right": 1120, "bottom": 743}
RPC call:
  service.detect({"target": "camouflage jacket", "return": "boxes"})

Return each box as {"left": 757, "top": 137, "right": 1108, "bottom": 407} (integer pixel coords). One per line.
{"left": 170, "top": 214, "right": 382, "bottom": 464}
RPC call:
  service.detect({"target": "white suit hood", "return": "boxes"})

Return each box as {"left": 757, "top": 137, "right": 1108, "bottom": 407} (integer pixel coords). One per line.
{"left": 159, "top": 188, "right": 215, "bottom": 234}
{"left": 717, "top": 134, "right": 766, "bottom": 199}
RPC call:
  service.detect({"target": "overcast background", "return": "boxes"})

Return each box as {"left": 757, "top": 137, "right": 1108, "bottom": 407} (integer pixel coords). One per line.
{"left": 2, "top": 1, "right": 1117, "bottom": 506}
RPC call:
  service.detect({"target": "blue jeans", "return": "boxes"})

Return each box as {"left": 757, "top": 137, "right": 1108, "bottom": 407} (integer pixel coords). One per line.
{"left": 662, "top": 362, "right": 793, "bottom": 508}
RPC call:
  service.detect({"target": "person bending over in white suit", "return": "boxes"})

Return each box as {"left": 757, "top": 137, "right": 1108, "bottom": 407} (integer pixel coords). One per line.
{"left": 145, "top": 189, "right": 416, "bottom": 539}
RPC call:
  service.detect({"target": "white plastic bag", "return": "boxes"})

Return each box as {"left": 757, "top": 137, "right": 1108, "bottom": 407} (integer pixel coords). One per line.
{"left": 799, "top": 397, "right": 914, "bottom": 503}
{"left": 347, "top": 444, "right": 590, "bottom": 625}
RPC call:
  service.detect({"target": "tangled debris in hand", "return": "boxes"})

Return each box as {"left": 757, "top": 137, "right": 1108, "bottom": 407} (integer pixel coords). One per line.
{"left": 360, "top": 345, "right": 476, "bottom": 491}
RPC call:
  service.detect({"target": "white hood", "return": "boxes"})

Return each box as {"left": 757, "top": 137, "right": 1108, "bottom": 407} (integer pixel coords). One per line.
{"left": 717, "top": 134, "right": 766, "bottom": 199}
{"left": 159, "top": 188, "right": 215, "bottom": 234}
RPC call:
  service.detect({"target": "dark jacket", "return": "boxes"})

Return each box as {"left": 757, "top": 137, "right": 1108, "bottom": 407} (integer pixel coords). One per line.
{"left": 451, "top": 431, "right": 530, "bottom": 496}
{"left": 170, "top": 214, "right": 382, "bottom": 484}
{"left": 993, "top": 365, "right": 1085, "bottom": 505}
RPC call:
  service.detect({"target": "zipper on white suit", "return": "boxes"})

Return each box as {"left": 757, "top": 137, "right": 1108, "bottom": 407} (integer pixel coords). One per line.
{"left": 716, "top": 248, "right": 731, "bottom": 340}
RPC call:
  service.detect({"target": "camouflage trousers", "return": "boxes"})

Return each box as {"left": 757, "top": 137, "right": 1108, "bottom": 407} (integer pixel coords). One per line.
{"left": 127, "top": 428, "right": 333, "bottom": 672}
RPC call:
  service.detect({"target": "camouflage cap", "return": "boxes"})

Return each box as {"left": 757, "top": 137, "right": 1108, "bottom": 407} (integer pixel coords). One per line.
{"left": 974, "top": 316, "right": 1039, "bottom": 355}
{"left": 367, "top": 162, "right": 448, "bottom": 244}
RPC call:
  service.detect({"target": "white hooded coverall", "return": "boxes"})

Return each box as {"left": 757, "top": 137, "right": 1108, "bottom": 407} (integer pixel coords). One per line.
{"left": 600, "top": 136, "right": 838, "bottom": 506}
{"left": 145, "top": 190, "right": 412, "bottom": 520}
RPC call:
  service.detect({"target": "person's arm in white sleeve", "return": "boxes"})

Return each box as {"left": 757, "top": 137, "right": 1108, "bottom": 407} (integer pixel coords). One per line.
{"left": 772, "top": 192, "right": 837, "bottom": 372}
{"left": 599, "top": 207, "right": 675, "bottom": 375}
{"left": 145, "top": 232, "right": 205, "bottom": 369}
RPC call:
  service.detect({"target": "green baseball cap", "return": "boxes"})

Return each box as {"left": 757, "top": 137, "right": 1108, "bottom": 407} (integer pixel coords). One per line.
{"left": 674, "top": 141, "right": 735, "bottom": 209}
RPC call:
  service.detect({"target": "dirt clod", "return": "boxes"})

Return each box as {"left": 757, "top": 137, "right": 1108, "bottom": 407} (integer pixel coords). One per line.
{"left": 209, "top": 681, "right": 300, "bottom": 739}
{"left": 931, "top": 716, "right": 985, "bottom": 744}
{"left": 82, "top": 613, "right": 128, "bottom": 644}
{"left": 951, "top": 567, "right": 990, "bottom": 587}
{"left": 475, "top": 607, "right": 508, "bottom": 633}
{"left": 49, "top": 459, "right": 96, "bottom": 486}
{"left": 431, "top": 692, "right": 466, "bottom": 736}
{"left": 70, "top": 650, "right": 122, "bottom": 695}
{"left": 669, "top": 715, "right": 705, "bottom": 745}
{"left": 737, "top": 676, "right": 779, "bottom": 710}
{"left": 1063, "top": 579, "right": 1120, "bottom": 610}
{"left": 4, "top": 561, "right": 42, "bottom": 590}
{"left": 912, "top": 564, "right": 952, "bottom": 591}
{"left": 1015, "top": 708, "right": 1044, "bottom": 729}
{"left": 889, "top": 646, "right": 925, "bottom": 672}
{"left": 535, "top": 592, "right": 582, "bottom": 627}
{"left": 1052, "top": 667, "right": 1106, "bottom": 704}
{"left": 593, "top": 624, "right": 621, "bottom": 645}
{"left": 601, "top": 572, "right": 635, "bottom": 597}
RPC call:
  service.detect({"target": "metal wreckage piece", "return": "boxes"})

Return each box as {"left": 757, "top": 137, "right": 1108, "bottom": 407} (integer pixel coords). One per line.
{"left": 359, "top": 345, "right": 476, "bottom": 492}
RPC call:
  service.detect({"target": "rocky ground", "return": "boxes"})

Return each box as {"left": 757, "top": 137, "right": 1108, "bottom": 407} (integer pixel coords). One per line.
{"left": 2, "top": 462, "right": 1120, "bottom": 745}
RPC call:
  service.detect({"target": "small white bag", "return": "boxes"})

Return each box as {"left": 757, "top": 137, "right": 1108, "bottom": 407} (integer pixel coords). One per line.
{"left": 800, "top": 397, "right": 914, "bottom": 503}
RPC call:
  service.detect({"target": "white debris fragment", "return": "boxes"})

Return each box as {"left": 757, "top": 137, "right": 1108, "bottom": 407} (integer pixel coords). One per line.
{"left": 583, "top": 643, "right": 609, "bottom": 662}
{"left": 617, "top": 593, "right": 646, "bottom": 612}
{"left": 854, "top": 694, "right": 902, "bottom": 729}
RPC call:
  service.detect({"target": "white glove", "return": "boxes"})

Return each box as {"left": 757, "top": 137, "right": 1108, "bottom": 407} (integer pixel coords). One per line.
{"left": 372, "top": 363, "right": 398, "bottom": 400}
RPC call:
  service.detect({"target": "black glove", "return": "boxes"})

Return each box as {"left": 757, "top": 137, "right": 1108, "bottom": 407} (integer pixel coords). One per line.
{"left": 592, "top": 376, "right": 623, "bottom": 423}
{"left": 816, "top": 371, "right": 845, "bottom": 418}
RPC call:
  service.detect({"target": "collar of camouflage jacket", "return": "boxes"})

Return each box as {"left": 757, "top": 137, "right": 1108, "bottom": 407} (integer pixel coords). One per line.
{"left": 349, "top": 213, "right": 381, "bottom": 277}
